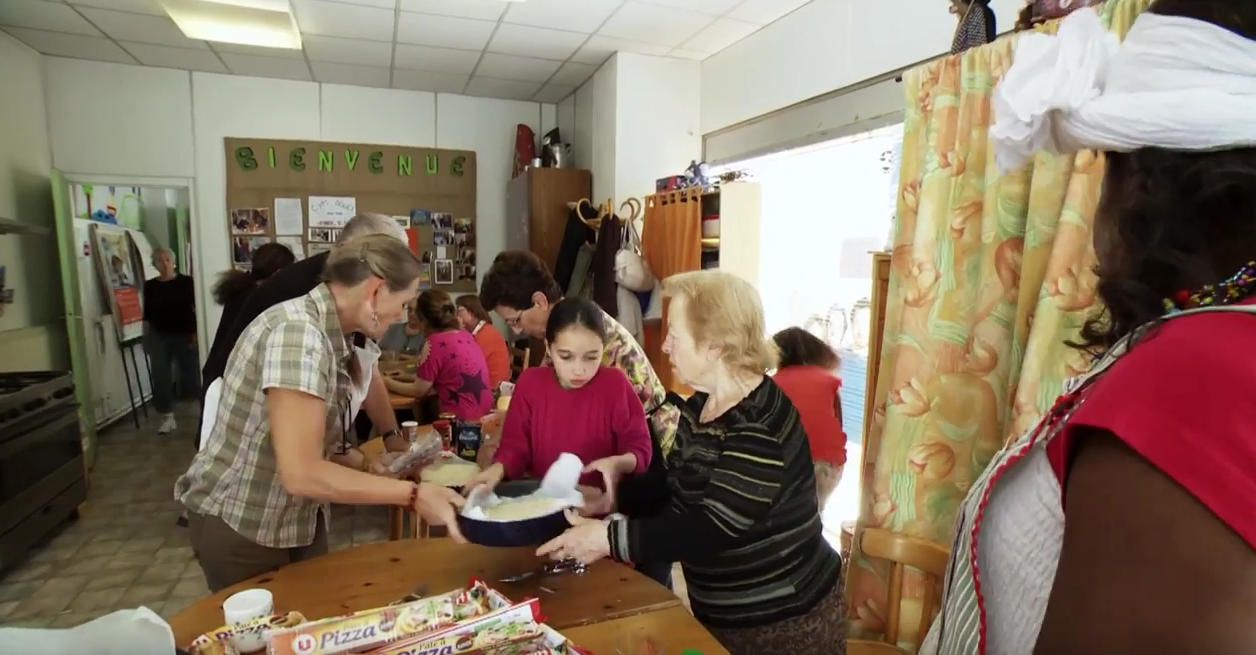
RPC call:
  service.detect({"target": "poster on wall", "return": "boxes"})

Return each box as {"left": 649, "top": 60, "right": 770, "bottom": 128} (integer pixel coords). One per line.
{"left": 90, "top": 223, "right": 145, "bottom": 343}
{"left": 309, "top": 196, "right": 357, "bottom": 228}
{"left": 73, "top": 184, "right": 142, "bottom": 226}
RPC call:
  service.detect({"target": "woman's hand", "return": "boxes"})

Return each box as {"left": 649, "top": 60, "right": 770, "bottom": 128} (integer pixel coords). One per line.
{"left": 577, "top": 485, "right": 613, "bottom": 517}
{"left": 465, "top": 462, "right": 505, "bottom": 496}
{"left": 414, "top": 483, "right": 467, "bottom": 543}
{"left": 536, "top": 510, "right": 611, "bottom": 565}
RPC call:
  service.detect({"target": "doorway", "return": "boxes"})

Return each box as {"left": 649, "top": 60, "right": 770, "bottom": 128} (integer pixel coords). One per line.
{"left": 51, "top": 171, "right": 202, "bottom": 465}
{"left": 716, "top": 124, "right": 904, "bottom": 534}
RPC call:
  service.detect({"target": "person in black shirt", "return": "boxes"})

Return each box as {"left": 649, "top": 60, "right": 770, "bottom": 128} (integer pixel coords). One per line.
{"left": 198, "top": 214, "right": 414, "bottom": 456}
{"left": 207, "top": 242, "right": 295, "bottom": 361}
{"left": 144, "top": 247, "right": 199, "bottom": 434}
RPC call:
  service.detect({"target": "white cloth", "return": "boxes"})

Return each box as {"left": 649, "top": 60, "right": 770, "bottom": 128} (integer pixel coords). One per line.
{"left": 347, "top": 340, "right": 381, "bottom": 426}
{"left": 992, "top": 7, "right": 1256, "bottom": 173}
{"left": 199, "top": 378, "right": 222, "bottom": 452}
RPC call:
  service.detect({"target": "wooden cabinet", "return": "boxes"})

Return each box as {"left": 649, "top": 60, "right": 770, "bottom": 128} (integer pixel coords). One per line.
{"left": 640, "top": 182, "right": 763, "bottom": 394}
{"left": 505, "top": 168, "right": 591, "bottom": 273}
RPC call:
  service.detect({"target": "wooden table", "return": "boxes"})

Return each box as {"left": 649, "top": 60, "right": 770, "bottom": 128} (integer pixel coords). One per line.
{"left": 168, "top": 540, "right": 727, "bottom": 653}
{"left": 564, "top": 606, "right": 729, "bottom": 654}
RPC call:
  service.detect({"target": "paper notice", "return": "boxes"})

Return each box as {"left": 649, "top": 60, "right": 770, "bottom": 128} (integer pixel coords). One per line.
{"left": 277, "top": 236, "right": 305, "bottom": 258}
{"left": 274, "top": 198, "right": 305, "bottom": 235}
{"left": 308, "top": 196, "right": 356, "bottom": 228}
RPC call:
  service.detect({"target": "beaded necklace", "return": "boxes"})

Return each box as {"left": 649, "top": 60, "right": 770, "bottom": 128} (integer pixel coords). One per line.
{"left": 1162, "top": 260, "right": 1256, "bottom": 314}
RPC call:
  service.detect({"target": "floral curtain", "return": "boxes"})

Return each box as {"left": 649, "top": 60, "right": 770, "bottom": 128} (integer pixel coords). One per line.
{"left": 843, "top": 0, "right": 1154, "bottom": 649}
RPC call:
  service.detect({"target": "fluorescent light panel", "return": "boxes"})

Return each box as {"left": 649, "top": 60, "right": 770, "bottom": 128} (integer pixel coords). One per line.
{"left": 160, "top": 0, "right": 302, "bottom": 50}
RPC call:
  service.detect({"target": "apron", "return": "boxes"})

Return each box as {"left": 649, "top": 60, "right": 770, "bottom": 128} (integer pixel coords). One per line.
{"left": 921, "top": 304, "right": 1256, "bottom": 655}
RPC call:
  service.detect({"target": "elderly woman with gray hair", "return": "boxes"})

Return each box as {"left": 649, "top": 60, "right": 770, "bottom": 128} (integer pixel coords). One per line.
{"left": 144, "top": 246, "right": 200, "bottom": 435}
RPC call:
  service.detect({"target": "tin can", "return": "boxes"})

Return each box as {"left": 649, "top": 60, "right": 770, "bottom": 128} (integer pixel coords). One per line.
{"left": 437, "top": 413, "right": 457, "bottom": 450}
{"left": 400, "top": 420, "right": 419, "bottom": 443}
{"left": 455, "top": 419, "right": 483, "bottom": 463}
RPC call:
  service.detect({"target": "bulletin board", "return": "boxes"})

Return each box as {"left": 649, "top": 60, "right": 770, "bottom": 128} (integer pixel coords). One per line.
{"left": 223, "top": 137, "right": 479, "bottom": 292}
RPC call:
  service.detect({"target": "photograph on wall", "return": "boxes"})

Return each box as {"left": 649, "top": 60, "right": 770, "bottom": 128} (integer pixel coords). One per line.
{"left": 309, "top": 196, "right": 357, "bottom": 228}
{"left": 274, "top": 198, "right": 305, "bottom": 235}
{"left": 458, "top": 248, "right": 475, "bottom": 266}
{"left": 454, "top": 232, "right": 468, "bottom": 246}
{"left": 90, "top": 223, "right": 145, "bottom": 343}
{"left": 434, "top": 259, "right": 453, "bottom": 285}
{"left": 458, "top": 263, "right": 476, "bottom": 282}
{"left": 309, "top": 243, "right": 333, "bottom": 259}
{"left": 277, "top": 236, "right": 305, "bottom": 259}
{"left": 231, "top": 208, "right": 270, "bottom": 235}
{"left": 309, "top": 228, "right": 339, "bottom": 243}
{"left": 233, "top": 236, "right": 271, "bottom": 265}
{"left": 418, "top": 263, "right": 431, "bottom": 290}
{"left": 431, "top": 213, "right": 453, "bottom": 230}
{"left": 434, "top": 230, "right": 454, "bottom": 246}
{"left": 454, "top": 218, "right": 473, "bottom": 234}
{"left": 420, "top": 251, "right": 432, "bottom": 264}
{"left": 410, "top": 209, "right": 431, "bottom": 226}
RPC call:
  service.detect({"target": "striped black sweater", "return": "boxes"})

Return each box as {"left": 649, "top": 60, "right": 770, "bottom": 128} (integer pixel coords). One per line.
{"left": 610, "top": 377, "right": 842, "bottom": 628}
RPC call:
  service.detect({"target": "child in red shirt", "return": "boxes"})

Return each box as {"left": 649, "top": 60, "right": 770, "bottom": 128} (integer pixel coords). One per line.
{"left": 771, "top": 327, "right": 846, "bottom": 511}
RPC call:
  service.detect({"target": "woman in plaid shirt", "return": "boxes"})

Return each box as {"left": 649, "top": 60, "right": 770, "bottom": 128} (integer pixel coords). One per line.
{"left": 176, "top": 234, "right": 465, "bottom": 592}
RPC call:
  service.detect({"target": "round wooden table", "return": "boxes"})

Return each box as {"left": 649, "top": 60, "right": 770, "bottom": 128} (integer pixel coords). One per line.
{"left": 170, "top": 540, "right": 729, "bottom": 654}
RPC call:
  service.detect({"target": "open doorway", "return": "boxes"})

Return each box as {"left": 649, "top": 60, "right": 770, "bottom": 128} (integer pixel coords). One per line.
{"left": 55, "top": 173, "right": 200, "bottom": 462}
{"left": 717, "top": 124, "right": 904, "bottom": 537}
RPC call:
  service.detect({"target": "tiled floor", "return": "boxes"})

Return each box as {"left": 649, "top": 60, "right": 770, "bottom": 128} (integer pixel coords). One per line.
{"left": 0, "top": 403, "right": 394, "bottom": 629}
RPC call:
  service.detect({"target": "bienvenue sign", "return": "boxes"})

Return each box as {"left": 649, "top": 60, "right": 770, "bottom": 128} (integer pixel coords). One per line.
{"left": 232, "top": 144, "right": 468, "bottom": 178}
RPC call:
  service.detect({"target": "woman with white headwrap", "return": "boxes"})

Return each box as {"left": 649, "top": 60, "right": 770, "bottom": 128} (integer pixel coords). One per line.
{"left": 921, "top": 1, "right": 1256, "bottom": 654}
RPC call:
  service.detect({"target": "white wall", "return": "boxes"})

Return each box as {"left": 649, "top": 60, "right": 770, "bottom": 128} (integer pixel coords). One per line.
{"left": 139, "top": 187, "right": 173, "bottom": 250}
{"left": 43, "top": 57, "right": 557, "bottom": 343}
{"left": 611, "top": 54, "right": 700, "bottom": 204}
{"left": 0, "top": 33, "right": 64, "bottom": 371}
{"left": 589, "top": 56, "right": 618, "bottom": 205}
{"left": 701, "top": 0, "right": 1023, "bottom": 133}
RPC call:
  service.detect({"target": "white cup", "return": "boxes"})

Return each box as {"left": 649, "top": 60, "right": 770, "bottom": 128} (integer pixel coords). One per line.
{"left": 223, "top": 588, "right": 274, "bottom": 653}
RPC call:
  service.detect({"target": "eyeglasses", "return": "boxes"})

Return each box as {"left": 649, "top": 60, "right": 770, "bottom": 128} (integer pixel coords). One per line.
{"left": 502, "top": 312, "right": 524, "bottom": 329}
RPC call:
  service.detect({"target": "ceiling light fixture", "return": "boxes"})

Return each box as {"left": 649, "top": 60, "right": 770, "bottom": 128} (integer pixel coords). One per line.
{"left": 160, "top": 0, "right": 302, "bottom": 50}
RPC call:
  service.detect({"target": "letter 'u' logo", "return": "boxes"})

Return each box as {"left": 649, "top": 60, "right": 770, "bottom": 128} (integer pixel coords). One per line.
{"left": 292, "top": 634, "right": 318, "bottom": 655}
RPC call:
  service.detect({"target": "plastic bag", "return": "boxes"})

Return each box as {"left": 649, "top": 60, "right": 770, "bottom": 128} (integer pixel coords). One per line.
{"left": 389, "top": 428, "right": 443, "bottom": 474}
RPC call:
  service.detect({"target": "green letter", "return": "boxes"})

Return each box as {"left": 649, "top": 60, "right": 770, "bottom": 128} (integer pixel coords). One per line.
{"left": 368, "top": 151, "right": 383, "bottom": 174}
{"left": 318, "top": 150, "right": 333, "bottom": 172}
{"left": 424, "top": 154, "right": 438, "bottom": 175}
{"left": 398, "top": 155, "right": 412, "bottom": 176}
{"left": 235, "top": 147, "right": 257, "bottom": 170}
{"left": 267, "top": 146, "right": 276, "bottom": 168}
{"left": 289, "top": 147, "right": 306, "bottom": 171}
{"left": 451, "top": 156, "right": 466, "bottom": 178}
{"left": 345, "top": 150, "right": 359, "bottom": 171}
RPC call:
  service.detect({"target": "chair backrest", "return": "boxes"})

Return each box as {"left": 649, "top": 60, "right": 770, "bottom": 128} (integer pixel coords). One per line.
{"left": 856, "top": 527, "right": 950, "bottom": 648}
{"left": 509, "top": 340, "right": 531, "bottom": 382}
{"left": 199, "top": 378, "right": 223, "bottom": 451}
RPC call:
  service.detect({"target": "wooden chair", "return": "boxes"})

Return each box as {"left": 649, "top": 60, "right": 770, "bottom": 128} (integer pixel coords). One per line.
{"left": 847, "top": 527, "right": 950, "bottom": 655}
{"left": 509, "top": 340, "right": 531, "bottom": 382}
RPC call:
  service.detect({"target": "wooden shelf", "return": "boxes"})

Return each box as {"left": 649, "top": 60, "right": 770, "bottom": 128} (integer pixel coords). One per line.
{"left": 0, "top": 217, "right": 49, "bottom": 236}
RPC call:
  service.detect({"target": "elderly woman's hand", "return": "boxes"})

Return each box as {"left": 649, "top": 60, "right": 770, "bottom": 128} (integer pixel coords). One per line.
{"left": 536, "top": 510, "right": 610, "bottom": 565}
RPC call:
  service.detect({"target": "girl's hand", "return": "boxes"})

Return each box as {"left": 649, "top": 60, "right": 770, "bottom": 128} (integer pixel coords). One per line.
{"left": 577, "top": 485, "right": 613, "bottom": 517}
{"left": 536, "top": 510, "right": 610, "bottom": 565}
{"left": 465, "top": 462, "right": 505, "bottom": 496}
{"left": 582, "top": 454, "right": 634, "bottom": 512}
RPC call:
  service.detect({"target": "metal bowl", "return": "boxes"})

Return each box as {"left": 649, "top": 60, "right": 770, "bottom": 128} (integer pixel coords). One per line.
{"left": 456, "top": 480, "right": 570, "bottom": 548}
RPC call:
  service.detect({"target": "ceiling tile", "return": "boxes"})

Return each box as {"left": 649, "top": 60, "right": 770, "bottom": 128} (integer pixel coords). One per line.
{"left": 474, "top": 53, "right": 560, "bottom": 83}
{"left": 549, "top": 61, "right": 596, "bottom": 87}
{"left": 635, "top": 0, "right": 742, "bottom": 15}
{"left": 2, "top": 26, "right": 135, "bottom": 62}
{"left": 303, "top": 34, "right": 392, "bottom": 66}
{"left": 120, "top": 42, "right": 228, "bottom": 72}
{"left": 310, "top": 61, "right": 391, "bottom": 87}
{"left": 681, "top": 18, "right": 758, "bottom": 54}
{"left": 502, "top": 0, "right": 620, "bottom": 33}
{"left": 464, "top": 77, "right": 540, "bottom": 101}
{"left": 212, "top": 41, "right": 305, "bottom": 59}
{"left": 392, "top": 68, "right": 467, "bottom": 93}
{"left": 292, "top": 0, "right": 395, "bottom": 41}
{"left": 396, "top": 12, "right": 496, "bottom": 50}
{"left": 219, "top": 52, "right": 312, "bottom": 80}
{"left": 487, "top": 24, "right": 584, "bottom": 62}
{"left": 393, "top": 43, "right": 480, "bottom": 74}
{"left": 0, "top": 0, "right": 102, "bottom": 36}
{"left": 396, "top": 43, "right": 479, "bottom": 74}
{"left": 667, "top": 48, "right": 709, "bottom": 61}
{"left": 398, "top": 0, "right": 504, "bottom": 21}
{"left": 327, "top": 0, "right": 397, "bottom": 9}
{"left": 69, "top": 0, "right": 164, "bottom": 17}
{"left": 534, "top": 83, "right": 575, "bottom": 104}
{"left": 78, "top": 7, "right": 207, "bottom": 48}
{"left": 728, "top": 0, "right": 812, "bottom": 26}
{"left": 598, "top": 2, "right": 714, "bottom": 47}
{"left": 571, "top": 35, "right": 668, "bottom": 64}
